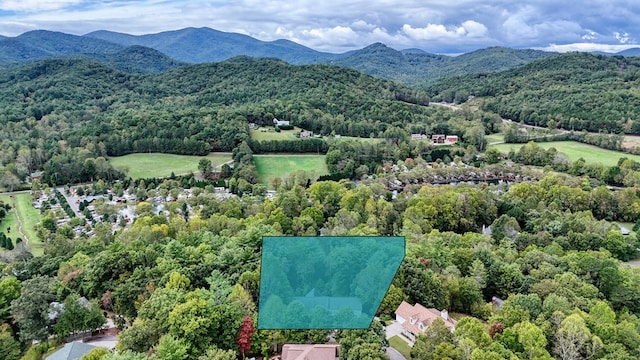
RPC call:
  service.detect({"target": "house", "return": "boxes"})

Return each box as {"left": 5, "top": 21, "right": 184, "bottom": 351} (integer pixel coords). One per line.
{"left": 431, "top": 134, "right": 446, "bottom": 144}
{"left": 45, "top": 341, "right": 97, "bottom": 360}
{"left": 395, "top": 301, "right": 456, "bottom": 342}
{"left": 300, "top": 130, "right": 314, "bottom": 138}
{"left": 273, "top": 118, "right": 290, "bottom": 127}
{"left": 492, "top": 296, "right": 504, "bottom": 311}
{"left": 281, "top": 344, "right": 339, "bottom": 360}
{"left": 446, "top": 135, "right": 458, "bottom": 143}
{"left": 411, "top": 134, "right": 427, "bottom": 140}
{"left": 618, "top": 224, "right": 631, "bottom": 235}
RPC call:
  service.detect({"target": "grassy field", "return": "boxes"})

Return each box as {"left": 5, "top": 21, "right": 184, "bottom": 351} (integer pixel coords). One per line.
{"left": 486, "top": 133, "right": 505, "bottom": 144}
{"left": 250, "top": 127, "right": 302, "bottom": 141}
{"left": 489, "top": 141, "right": 640, "bottom": 167}
{"left": 389, "top": 335, "right": 412, "bottom": 359}
{"left": 0, "top": 193, "right": 43, "bottom": 256}
{"left": 253, "top": 155, "right": 328, "bottom": 188}
{"left": 109, "top": 152, "right": 232, "bottom": 179}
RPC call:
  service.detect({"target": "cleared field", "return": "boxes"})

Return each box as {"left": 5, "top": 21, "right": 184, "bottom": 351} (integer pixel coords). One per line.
{"left": 389, "top": 335, "right": 412, "bottom": 359}
{"left": 333, "top": 136, "right": 384, "bottom": 144}
{"left": 0, "top": 193, "right": 43, "bottom": 256}
{"left": 109, "top": 152, "right": 232, "bottom": 179}
{"left": 254, "top": 155, "right": 328, "bottom": 188}
{"left": 250, "top": 127, "right": 302, "bottom": 141}
{"left": 486, "top": 133, "right": 505, "bottom": 144}
{"left": 489, "top": 141, "right": 640, "bottom": 167}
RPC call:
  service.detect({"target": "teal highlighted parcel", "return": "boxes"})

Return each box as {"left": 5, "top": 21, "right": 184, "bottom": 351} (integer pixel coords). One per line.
{"left": 258, "top": 236, "right": 404, "bottom": 329}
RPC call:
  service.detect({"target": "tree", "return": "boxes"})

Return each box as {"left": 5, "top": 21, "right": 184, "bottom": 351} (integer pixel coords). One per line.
{"left": 156, "top": 334, "right": 189, "bottom": 360}
{"left": 377, "top": 284, "right": 407, "bottom": 316}
{"left": 0, "top": 324, "right": 21, "bottom": 360}
{"left": 411, "top": 318, "right": 454, "bottom": 359}
{"left": 554, "top": 314, "right": 602, "bottom": 360}
{"left": 198, "top": 159, "right": 213, "bottom": 179}
{"left": 10, "top": 276, "right": 55, "bottom": 344}
{"left": 237, "top": 316, "right": 254, "bottom": 359}
{"left": 0, "top": 171, "right": 20, "bottom": 192}
{"left": 0, "top": 276, "right": 21, "bottom": 322}
{"left": 81, "top": 347, "right": 110, "bottom": 360}
{"left": 197, "top": 347, "right": 237, "bottom": 360}
{"left": 514, "top": 321, "right": 550, "bottom": 360}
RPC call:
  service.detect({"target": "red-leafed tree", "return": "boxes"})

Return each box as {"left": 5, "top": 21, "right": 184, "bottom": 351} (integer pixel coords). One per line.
{"left": 237, "top": 316, "right": 254, "bottom": 359}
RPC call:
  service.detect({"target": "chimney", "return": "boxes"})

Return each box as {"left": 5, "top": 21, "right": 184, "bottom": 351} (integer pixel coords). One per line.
{"left": 441, "top": 309, "right": 449, "bottom": 321}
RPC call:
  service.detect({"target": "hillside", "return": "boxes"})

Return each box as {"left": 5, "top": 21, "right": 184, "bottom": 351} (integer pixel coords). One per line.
{"left": 0, "top": 57, "right": 442, "bottom": 160}
{"left": 0, "top": 30, "right": 123, "bottom": 65}
{"left": 0, "top": 27, "right": 558, "bottom": 83}
{"left": 330, "top": 44, "right": 554, "bottom": 86}
{"left": 427, "top": 52, "right": 640, "bottom": 133}
{"left": 82, "top": 46, "right": 187, "bottom": 74}
{"left": 85, "top": 27, "right": 338, "bottom": 64}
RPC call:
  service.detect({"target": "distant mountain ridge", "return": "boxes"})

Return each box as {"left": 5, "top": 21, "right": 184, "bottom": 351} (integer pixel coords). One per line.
{"left": 85, "top": 27, "right": 337, "bottom": 64}
{"left": 1, "top": 27, "right": 558, "bottom": 83}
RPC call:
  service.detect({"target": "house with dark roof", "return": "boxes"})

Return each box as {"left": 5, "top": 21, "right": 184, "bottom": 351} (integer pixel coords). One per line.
{"left": 46, "top": 342, "right": 98, "bottom": 360}
{"left": 395, "top": 301, "right": 456, "bottom": 342}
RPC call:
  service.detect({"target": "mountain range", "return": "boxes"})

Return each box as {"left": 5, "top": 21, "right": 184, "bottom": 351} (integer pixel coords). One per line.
{"left": 1, "top": 27, "right": 639, "bottom": 85}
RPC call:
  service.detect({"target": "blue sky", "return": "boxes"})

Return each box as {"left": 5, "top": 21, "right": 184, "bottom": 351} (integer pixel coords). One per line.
{"left": 0, "top": 0, "right": 638, "bottom": 54}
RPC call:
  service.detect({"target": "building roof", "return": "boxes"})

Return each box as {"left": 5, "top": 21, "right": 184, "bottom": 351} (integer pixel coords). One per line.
{"left": 281, "top": 344, "right": 339, "bottom": 360}
{"left": 395, "top": 301, "right": 456, "bottom": 335}
{"left": 46, "top": 342, "right": 97, "bottom": 360}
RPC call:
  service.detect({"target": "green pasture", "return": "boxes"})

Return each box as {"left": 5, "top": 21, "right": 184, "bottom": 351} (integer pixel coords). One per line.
{"left": 253, "top": 155, "right": 328, "bottom": 188}
{"left": 250, "top": 127, "right": 302, "bottom": 141}
{"left": 0, "top": 193, "right": 43, "bottom": 256}
{"left": 489, "top": 141, "right": 640, "bottom": 167}
{"left": 486, "top": 133, "right": 505, "bottom": 144}
{"left": 109, "top": 152, "right": 232, "bottom": 179}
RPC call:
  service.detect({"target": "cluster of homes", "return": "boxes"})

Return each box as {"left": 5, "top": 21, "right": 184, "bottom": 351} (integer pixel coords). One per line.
{"left": 411, "top": 133, "right": 459, "bottom": 144}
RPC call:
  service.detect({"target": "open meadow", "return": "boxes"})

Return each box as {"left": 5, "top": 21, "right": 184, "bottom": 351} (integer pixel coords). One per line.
{"left": 250, "top": 127, "right": 302, "bottom": 141}
{"left": 489, "top": 141, "right": 640, "bottom": 167}
{"left": 109, "top": 152, "right": 232, "bottom": 179}
{"left": 254, "top": 155, "right": 328, "bottom": 188}
{"left": 0, "top": 193, "right": 43, "bottom": 256}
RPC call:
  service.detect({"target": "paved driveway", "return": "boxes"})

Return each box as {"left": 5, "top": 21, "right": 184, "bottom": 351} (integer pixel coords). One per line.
{"left": 385, "top": 321, "right": 404, "bottom": 339}
{"left": 386, "top": 347, "right": 406, "bottom": 360}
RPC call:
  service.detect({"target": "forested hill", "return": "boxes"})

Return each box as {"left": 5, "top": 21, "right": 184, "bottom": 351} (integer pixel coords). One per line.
{"left": 81, "top": 46, "right": 187, "bottom": 74}
{"left": 0, "top": 30, "right": 123, "bottom": 64}
{"left": 0, "top": 56, "right": 437, "bottom": 160}
{"left": 427, "top": 52, "right": 640, "bottom": 133}
{"left": 4, "top": 28, "right": 555, "bottom": 83}
{"left": 85, "top": 27, "right": 338, "bottom": 64}
{"left": 330, "top": 44, "right": 554, "bottom": 86}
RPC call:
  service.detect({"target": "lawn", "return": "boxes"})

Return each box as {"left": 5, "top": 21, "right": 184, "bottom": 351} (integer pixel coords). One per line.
{"left": 0, "top": 193, "right": 43, "bottom": 256}
{"left": 389, "top": 335, "right": 412, "bottom": 359}
{"left": 489, "top": 141, "right": 640, "bottom": 167}
{"left": 109, "top": 152, "right": 232, "bottom": 179}
{"left": 253, "top": 155, "right": 328, "bottom": 188}
{"left": 250, "top": 127, "right": 302, "bottom": 141}
{"left": 486, "top": 133, "right": 505, "bottom": 144}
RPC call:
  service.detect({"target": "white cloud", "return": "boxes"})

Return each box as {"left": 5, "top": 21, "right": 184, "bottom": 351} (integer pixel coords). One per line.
{"left": 541, "top": 42, "right": 639, "bottom": 53}
{"left": 0, "top": 0, "right": 82, "bottom": 12}
{"left": 614, "top": 31, "right": 632, "bottom": 44}
{"left": 0, "top": 1, "right": 639, "bottom": 53}
{"left": 401, "top": 20, "right": 488, "bottom": 41}
{"left": 582, "top": 30, "right": 598, "bottom": 40}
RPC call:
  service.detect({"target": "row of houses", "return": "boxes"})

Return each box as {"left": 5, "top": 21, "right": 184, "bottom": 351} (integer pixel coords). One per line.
{"left": 411, "top": 134, "right": 459, "bottom": 144}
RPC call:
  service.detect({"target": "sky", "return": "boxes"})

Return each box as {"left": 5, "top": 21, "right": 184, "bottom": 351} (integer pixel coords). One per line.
{"left": 0, "top": 0, "right": 638, "bottom": 54}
